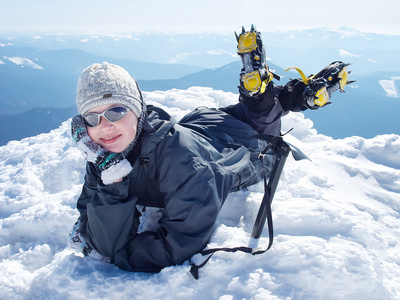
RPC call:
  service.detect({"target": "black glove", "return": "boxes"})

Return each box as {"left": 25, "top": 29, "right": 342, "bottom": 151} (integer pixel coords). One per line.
{"left": 71, "top": 115, "right": 132, "bottom": 185}
{"left": 68, "top": 220, "right": 110, "bottom": 262}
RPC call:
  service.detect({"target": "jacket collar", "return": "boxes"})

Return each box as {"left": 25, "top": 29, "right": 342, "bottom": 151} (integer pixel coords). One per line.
{"left": 138, "top": 105, "right": 176, "bottom": 157}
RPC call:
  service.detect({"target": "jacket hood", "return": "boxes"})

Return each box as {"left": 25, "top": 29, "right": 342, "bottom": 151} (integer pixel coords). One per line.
{"left": 140, "top": 105, "right": 177, "bottom": 157}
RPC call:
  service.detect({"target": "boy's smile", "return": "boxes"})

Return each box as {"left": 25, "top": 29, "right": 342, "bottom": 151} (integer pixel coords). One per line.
{"left": 86, "top": 104, "right": 138, "bottom": 153}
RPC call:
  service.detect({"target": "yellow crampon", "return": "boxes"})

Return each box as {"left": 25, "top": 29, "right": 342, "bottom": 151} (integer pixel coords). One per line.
{"left": 285, "top": 65, "right": 350, "bottom": 107}
{"left": 314, "top": 87, "right": 330, "bottom": 106}
{"left": 285, "top": 66, "right": 329, "bottom": 105}
{"left": 237, "top": 31, "right": 258, "bottom": 54}
{"left": 285, "top": 66, "right": 312, "bottom": 85}
{"left": 286, "top": 64, "right": 349, "bottom": 90}
{"left": 236, "top": 25, "right": 280, "bottom": 96}
{"left": 337, "top": 66, "right": 349, "bottom": 90}
{"left": 241, "top": 71, "right": 273, "bottom": 94}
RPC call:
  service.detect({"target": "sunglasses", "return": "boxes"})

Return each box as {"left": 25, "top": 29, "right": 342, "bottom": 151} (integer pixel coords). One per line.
{"left": 83, "top": 106, "right": 129, "bottom": 127}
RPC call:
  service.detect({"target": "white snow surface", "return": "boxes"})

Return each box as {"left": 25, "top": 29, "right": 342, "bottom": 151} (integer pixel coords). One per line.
{"left": 0, "top": 87, "right": 399, "bottom": 299}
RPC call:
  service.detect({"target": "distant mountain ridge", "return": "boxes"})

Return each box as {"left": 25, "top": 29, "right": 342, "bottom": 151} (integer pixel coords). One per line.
{"left": 0, "top": 46, "right": 204, "bottom": 114}
{"left": 0, "top": 106, "right": 77, "bottom": 145}
{"left": 1, "top": 28, "right": 399, "bottom": 145}
{"left": 3, "top": 28, "right": 400, "bottom": 70}
{"left": 1, "top": 59, "right": 398, "bottom": 145}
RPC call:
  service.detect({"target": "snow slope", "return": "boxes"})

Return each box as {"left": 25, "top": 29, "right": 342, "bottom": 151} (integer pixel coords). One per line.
{"left": 0, "top": 87, "right": 399, "bottom": 300}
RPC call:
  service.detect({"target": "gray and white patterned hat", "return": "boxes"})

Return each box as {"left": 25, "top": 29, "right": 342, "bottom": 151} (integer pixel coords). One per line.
{"left": 76, "top": 62, "right": 144, "bottom": 118}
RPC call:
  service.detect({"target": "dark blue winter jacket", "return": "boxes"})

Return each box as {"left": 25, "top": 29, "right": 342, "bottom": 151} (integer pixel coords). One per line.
{"left": 77, "top": 80, "right": 306, "bottom": 272}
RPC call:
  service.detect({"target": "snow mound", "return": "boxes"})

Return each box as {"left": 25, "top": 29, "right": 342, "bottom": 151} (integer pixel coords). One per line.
{"left": 1, "top": 87, "right": 399, "bottom": 299}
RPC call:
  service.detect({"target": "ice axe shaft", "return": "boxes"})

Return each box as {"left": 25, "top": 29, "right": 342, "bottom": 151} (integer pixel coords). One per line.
{"left": 251, "top": 137, "right": 290, "bottom": 240}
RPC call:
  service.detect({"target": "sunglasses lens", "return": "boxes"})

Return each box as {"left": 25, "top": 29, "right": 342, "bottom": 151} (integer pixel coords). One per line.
{"left": 83, "top": 114, "right": 100, "bottom": 127}
{"left": 83, "top": 106, "right": 129, "bottom": 127}
{"left": 104, "top": 106, "right": 128, "bottom": 122}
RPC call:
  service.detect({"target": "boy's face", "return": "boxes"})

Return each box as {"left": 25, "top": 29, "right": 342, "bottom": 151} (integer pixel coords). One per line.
{"left": 86, "top": 104, "right": 138, "bottom": 153}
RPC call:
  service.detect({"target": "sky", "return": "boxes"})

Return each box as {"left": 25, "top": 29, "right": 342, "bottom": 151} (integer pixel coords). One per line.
{"left": 1, "top": 0, "right": 400, "bottom": 35}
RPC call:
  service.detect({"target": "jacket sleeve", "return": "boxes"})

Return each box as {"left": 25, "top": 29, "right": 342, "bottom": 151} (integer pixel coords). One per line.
{"left": 277, "top": 78, "right": 308, "bottom": 112}
{"left": 113, "top": 155, "right": 229, "bottom": 273}
{"left": 78, "top": 153, "right": 227, "bottom": 273}
{"left": 238, "top": 79, "right": 308, "bottom": 115}
{"left": 77, "top": 162, "right": 140, "bottom": 259}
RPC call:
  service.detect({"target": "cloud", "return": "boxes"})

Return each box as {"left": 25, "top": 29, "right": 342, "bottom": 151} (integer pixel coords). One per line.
{"left": 379, "top": 77, "right": 400, "bottom": 98}
{"left": 3, "top": 56, "right": 43, "bottom": 69}
{"left": 167, "top": 52, "right": 195, "bottom": 64}
{"left": 338, "top": 49, "right": 360, "bottom": 58}
{"left": 206, "top": 49, "right": 237, "bottom": 58}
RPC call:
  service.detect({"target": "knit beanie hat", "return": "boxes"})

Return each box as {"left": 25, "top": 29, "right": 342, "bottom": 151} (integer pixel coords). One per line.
{"left": 76, "top": 62, "right": 144, "bottom": 118}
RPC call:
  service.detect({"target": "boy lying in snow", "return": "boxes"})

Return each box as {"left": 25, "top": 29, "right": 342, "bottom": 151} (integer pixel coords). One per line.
{"left": 69, "top": 26, "right": 350, "bottom": 272}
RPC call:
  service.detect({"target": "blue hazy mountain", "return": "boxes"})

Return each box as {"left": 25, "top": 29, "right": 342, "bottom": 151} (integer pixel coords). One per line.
{"left": 0, "top": 106, "right": 77, "bottom": 145}
{"left": 3, "top": 28, "right": 399, "bottom": 73}
{"left": 1, "top": 59, "right": 397, "bottom": 145}
{"left": 0, "top": 46, "right": 204, "bottom": 114}
{"left": 0, "top": 28, "right": 399, "bottom": 145}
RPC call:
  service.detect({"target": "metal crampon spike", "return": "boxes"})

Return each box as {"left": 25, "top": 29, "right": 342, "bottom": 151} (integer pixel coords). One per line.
{"left": 235, "top": 31, "right": 239, "bottom": 42}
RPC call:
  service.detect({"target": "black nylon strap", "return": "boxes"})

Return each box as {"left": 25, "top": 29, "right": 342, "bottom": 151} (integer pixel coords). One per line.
{"left": 189, "top": 135, "right": 290, "bottom": 280}
{"left": 189, "top": 174, "right": 274, "bottom": 280}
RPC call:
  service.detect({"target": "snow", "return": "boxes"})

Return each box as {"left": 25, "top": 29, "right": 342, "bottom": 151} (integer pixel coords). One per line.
{"left": 379, "top": 77, "right": 400, "bottom": 98}
{"left": 1, "top": 87, "right": 400, "bottom": 299}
